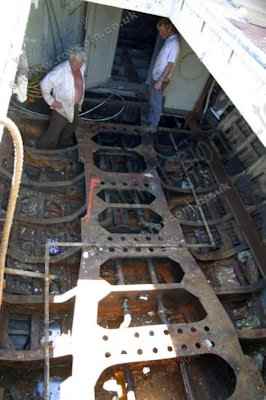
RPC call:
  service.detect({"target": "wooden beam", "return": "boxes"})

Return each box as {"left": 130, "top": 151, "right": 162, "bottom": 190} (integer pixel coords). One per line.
{"left": 5, "top": 267, "right": 57, "bottom": 280}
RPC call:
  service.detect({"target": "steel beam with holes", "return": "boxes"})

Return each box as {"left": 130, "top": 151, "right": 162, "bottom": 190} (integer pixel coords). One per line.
{"left": 60, "top": 247, "right": 264, "bottom": 400}
{"left": 81, "top": 173, "right": 184, "bottom": 247}
{"left": 77, "top": 121, "right": 184, "bottom": 247}
{"left": 61, "top": 121, "right": 266, "bottom": 399}
{"left": 76, "top": 122, "right": 157, "bottom": 181}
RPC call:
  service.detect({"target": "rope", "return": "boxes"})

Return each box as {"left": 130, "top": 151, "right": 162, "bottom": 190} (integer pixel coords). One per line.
{"left": 0, "top": 118, "right": 24, "bottom": 307}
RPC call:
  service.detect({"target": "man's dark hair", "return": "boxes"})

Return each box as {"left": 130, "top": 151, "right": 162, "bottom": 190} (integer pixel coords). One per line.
{"left": 157, "top": 18, "right": 178, "bottom": 34}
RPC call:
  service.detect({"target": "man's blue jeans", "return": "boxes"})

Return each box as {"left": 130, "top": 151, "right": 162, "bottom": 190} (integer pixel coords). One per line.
{"left": 147, "top": 84, "right": 164, "bottom": 129}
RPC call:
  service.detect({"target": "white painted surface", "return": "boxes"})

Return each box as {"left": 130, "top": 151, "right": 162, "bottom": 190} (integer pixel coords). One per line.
{"left": 84, "top": 0, "right": 170, "bottom": 17}
{"left": 85, "top": 3, "right": 122, "bottom": 87}
{"left": 171, "top": 0, "right": 266, "bottom": 145}
{"left": 165, "top": 39, "right": 209, "bottom": 111}
{"left": 0, "top": 0, "right": 32, "bottom": 124}
{"left": 238, "top": 1, "right": 266, "bottom": 27}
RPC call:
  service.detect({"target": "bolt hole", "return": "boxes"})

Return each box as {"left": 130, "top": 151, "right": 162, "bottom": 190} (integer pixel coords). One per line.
{"left": 168, "top": 346, "right": 173, "bottom": 352}
{"left": 181, "top": 345, "right": 187, "bottom": 351}
{"left": 108, "top": 237, "right": 113, "bottom": 241}
{"left": 164, "top": 330, "right": 169, "bottom": 335}
{"left": 102, "top": 335, "right": 108, "bottom": 341}
{"left": 146, "top": 236, "right": 151, "bottom": 241}
{"left": 149, "top": 248, "right": 154, "bottom": 252}
{"left": 109, "top": 248, "right": 114, "bottom": 252}
{"left": 137, "top": 349, "right": 143, "bottom": 355}
{"left": 134, "top": 332, "right": 140, "bottom": 338}
{"left": 153, "top": 347, "right": 158, "bottom": 353}
{"left": 123, "top": 248, "right": 128, "bottom": 252}
{"left": 177, "top": 328, "right": 183, "bottom": 334}
{"left": 121, "top": 350, "right": 127, "bottom": 355}
{"left": 191, "top": 327, "right": 197, "bottom": 333}
{"left": 105, "top": 352, "right": 111, "bottom": 358}
{"left": 195, "top": 342, "right": 201, "bottom": 349}
{"left": 149, "top": 331, "right": 154, "bottom": 336}
{"left": 204, "top": 326, "right": 210, "bottom": 332}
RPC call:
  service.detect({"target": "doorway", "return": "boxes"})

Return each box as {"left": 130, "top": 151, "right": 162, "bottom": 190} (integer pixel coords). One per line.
{"left": 111, "top": 11, "right": 159, "bottom": 84}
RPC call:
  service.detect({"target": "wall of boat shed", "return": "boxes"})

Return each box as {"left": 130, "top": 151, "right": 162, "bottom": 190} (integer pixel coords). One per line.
{"left": 24, "top": 0, "right": 86, "bottom": 74}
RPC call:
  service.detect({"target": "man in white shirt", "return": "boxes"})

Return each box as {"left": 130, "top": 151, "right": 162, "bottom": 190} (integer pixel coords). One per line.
{"left": 37, "top": 49, "right": 86, "bottom": 149}
{"left": 148, "top": 19, "right": 180, "bottom": 130}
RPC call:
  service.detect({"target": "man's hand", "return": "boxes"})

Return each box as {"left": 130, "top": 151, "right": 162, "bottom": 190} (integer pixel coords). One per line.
{"left": 51, "top": 100, "right": 62, "bottom": 110}
{"left": 154, "top": 80, "right": 163, "bottom": 91}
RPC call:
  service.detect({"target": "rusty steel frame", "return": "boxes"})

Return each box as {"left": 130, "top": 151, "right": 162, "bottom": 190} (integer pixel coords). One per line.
{"left": 76, "top": 122, "right": 215, "bottom": 249}
{"left": 53, "top": 243, "right": 264, "bottom": 400}
{"left": 0, "top": 118, "right": 264, "bottom": 398}
{"left": 81, "top": 174, "right": 184, "bottom": 247}
{"left": 0, "top": 240, "right": 264, "bottom": 362}
{"left": 169, "top": 132, "right": 215, "bottom": 247}
{"left": 51, "top": 121, "right": 266, "bottom": 399}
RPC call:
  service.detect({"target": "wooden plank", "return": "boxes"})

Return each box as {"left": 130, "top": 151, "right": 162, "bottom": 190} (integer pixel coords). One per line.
{"left": 5, "top": 267, "right": 57, "bottom": 280}
{"left": 8, "top": 329, "right": 29, "bottom": 335}
{"left": 31, "top": 314, "right": 40, "bottom": 351}
{"left": 44, "top": 245, "right": 50, "bottom": 400}
{"left": 211, "top": 150, "right": 266, "bottom": 278}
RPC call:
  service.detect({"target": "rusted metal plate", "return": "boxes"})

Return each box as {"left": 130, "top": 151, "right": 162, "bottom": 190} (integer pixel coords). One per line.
{"left": 61, "top": 121, "right": 264, "bottom": 398}
{"left": 81, "top": 176, "right": 184, "bottom": 247}
{"left": 0, "top": 113, "right": 264, "bottom": 399}
{"left": 65, "top": 246, "right": 264, "bottom": 399}
{"left": 76, "top": 122, "right": 157, "bottom": 180}
{"left": 76, "top": 121, "right": 184, "bottom": 247}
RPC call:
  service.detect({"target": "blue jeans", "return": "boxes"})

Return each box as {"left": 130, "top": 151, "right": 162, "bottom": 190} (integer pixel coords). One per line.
{"left": 147, "top": 84, "right": 164, "bottom": 128}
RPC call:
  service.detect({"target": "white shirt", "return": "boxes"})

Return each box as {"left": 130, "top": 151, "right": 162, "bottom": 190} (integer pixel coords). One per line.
{"left": 152, "top": 34, "right": 180, "bottom": 82}
{"left": 41, "top": 61, "right": 86, "bottom": 123}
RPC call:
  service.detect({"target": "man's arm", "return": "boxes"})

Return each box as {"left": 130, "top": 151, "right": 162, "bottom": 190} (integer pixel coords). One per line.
{"left": 154, "top": 62, "right": 176, "bottom": 90}
{"left": 154, "top": 37, "right": 180, "bottom": 90}
{"left": 78, "top": 63, "right": 86, "bottom": 111}
{"left": 40, "top": 69, "right": 62, "bottom": 110}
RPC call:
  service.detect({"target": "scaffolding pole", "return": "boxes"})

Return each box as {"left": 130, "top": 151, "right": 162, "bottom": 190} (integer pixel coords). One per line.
{"left": 44, "top": 242, "right": 50, "bottom": 400}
